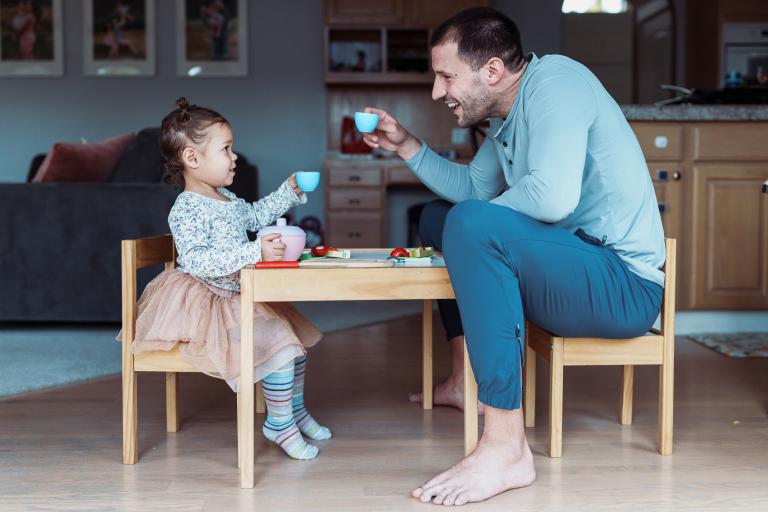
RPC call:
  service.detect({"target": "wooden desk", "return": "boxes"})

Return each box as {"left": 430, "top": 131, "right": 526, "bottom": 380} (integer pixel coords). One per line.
{"left": 236, "top": 256, "right": 479, "bottom": 488}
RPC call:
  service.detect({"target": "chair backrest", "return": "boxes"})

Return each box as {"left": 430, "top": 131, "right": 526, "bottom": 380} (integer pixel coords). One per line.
{"left": 121, "top": 235, "right": 175, "bottom": 344}
{"left": 659, "top": 238, "right": 676, "bottom": 337}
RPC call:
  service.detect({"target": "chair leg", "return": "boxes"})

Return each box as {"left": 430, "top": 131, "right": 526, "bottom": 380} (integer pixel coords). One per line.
{"left": 166, "top": 372, "right": 180, "bottom": 433}
{"left": 658, "top": 338, "right": 674, "bottom": 455}
{"left": 237, "top": 391, "right": 242, "bottom": 469}
{"left": 620, "top": 365, "right": 634, "bottom": 426}
{"left": 524, "top": 341, "right": 536, "bottom": 428}
{"left": 548, "top": 338, "right": 564, "bottom": 458}
{"left": 256, "top": 382, "right": 265, "bottom": 415}
{"left": 122, "top": 361, "right": 138, "bottom": 464}
{"left": 422, "top": 299, "right": 433, "bottom": 410}
{"left": 463, "top": 339, "right": 479, "bottom": 456}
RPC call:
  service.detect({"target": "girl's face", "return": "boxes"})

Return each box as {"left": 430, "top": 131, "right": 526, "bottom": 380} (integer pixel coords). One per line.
{"left": 184, "top": 122, "right": 238, "bottom": 188}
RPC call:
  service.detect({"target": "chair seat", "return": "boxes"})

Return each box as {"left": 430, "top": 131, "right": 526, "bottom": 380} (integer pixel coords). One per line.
{"left": 134, "top": 345, "right": 199, "bottom": 373}
{"left": 526, "top": 323, "right": 664, "bottom": 366}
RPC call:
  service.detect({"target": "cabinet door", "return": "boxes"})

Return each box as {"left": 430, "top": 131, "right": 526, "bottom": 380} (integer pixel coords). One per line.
{"left": 326, "top": 212, "right": 384, "bottom": 248}
{"left": 326, "top": 0, "right": 404, "bottom": 24}
{"left": 648, "top": 162, "right": 683, "bottom": 241}
{"left": 691, "top": 164, "right": 768, "bottom": 309}
{"left": 407, "top": 0, "right": 489, "bottom": 27}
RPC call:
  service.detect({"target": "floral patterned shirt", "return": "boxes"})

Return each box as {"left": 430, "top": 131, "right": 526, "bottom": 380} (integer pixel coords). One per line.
{"left": 169, "top": 180, "right": 306, "bottom": 291}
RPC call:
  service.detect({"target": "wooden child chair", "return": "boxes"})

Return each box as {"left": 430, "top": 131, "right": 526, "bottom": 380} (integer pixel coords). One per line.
{"left": 522, "top": 238, "right": 676, "bottom": 457}
{"left": 121, "top": 234, "right": 265, "bottom": 472}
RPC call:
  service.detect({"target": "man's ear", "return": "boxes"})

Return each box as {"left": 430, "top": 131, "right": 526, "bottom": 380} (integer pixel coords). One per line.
{"left": 486, "top": 57, "right": 505, "bottom": 86}
{"left": 181, "top": 147, "right": 198, "bottom": 169}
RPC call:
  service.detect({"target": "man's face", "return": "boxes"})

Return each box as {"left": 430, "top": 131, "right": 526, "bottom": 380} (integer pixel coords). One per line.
{"left": 431, "top": 42, "right": 494, "bottom": 128}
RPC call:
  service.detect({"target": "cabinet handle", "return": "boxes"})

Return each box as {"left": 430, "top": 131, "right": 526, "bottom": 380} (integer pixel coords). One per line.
{"left": 349, "top": 199, "right": 361, "bottom": 205}
{"left": 348, "top": 175, "right": 361, "bottom": 182}
{"left": 348, "top": 231, "right": 361, "bottom": 238}
{"left": 656, "top": 170, "right": 668, "bottom": 181}
{"left": 658, "top": 202, "right": 666, "bottom": 214}
{"left": 672, "top": 171, "right": 681, "bottom": 181}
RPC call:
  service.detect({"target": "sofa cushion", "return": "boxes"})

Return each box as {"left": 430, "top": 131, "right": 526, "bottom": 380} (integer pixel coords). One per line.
{"left": 32, "top": 133, "right": 135, "bottom": 183}
{"left": 110, "top": 127, "right": 166, "bottom": 183}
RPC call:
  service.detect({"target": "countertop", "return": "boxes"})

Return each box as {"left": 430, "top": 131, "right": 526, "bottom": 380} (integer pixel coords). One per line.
{"left": 621, "top": 104, "right": 768, "bottom": 121}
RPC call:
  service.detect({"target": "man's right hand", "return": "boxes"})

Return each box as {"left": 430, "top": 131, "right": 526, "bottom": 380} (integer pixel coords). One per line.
{"left": 361, "top": 107, "right": 423, "bottom": 161}
{"left": 260, "top": 233, "right": 286, "bottom": 262}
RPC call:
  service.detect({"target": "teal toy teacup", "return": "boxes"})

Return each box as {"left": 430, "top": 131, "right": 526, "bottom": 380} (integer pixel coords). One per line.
{"left": 354, "top": 112, "right": 379, "bottom": 133}
{"left": 295, "top": 171, "right": 320, "bottom": 192}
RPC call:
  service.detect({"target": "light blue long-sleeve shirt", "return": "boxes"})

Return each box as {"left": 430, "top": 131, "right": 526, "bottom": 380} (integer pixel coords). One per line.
{"left": 405, "top": 53, "right": 665, "bottom": 287}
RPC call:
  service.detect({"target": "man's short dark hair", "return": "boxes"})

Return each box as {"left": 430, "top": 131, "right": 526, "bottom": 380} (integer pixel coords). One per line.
{"left": 429, "top": 7, "right": 525, "bottom": 72}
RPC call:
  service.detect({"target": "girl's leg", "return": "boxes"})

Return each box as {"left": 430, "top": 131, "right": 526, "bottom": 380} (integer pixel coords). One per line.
{"left": 292, "top": 354, "right": 332, "bottom": 440}
{"left": 261, "top": 360, "right": 318, "bottom": 460}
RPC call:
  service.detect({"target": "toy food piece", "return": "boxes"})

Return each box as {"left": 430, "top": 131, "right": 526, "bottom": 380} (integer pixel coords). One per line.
{"left": 408, "top": 246, "right": 433, "bottom": 258}
{"left": 327, "top": 248, "right": 351, "bottom": 259}
{"left": 311, "top": 245, "right": 330, "bottom": 257}
{"left": 390, "top": 247, "right": 409, "bottom": 258}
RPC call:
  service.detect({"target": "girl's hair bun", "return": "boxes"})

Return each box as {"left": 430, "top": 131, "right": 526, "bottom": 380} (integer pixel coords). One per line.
{"left": 176, "top": 97, "right": 190, "bottom": 111}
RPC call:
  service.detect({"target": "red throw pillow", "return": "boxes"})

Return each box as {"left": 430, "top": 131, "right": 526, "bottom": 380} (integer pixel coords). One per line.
{"left": 32, "top": 133, "right": 136, "bottom": 183}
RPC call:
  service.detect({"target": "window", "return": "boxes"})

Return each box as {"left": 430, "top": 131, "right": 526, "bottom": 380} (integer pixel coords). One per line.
{"left": 562, "top": 0, "right": 628, "bottom": 13}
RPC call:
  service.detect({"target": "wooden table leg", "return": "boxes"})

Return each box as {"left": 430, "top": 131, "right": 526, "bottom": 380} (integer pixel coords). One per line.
{"left": 463, "top": 340, "right": 479, "bottom": 456}
{"left": 422, "top": 299, "right": 433, "bottom": 410}
{"left": 239, "top": 269, "right": 255, "bottom": 489}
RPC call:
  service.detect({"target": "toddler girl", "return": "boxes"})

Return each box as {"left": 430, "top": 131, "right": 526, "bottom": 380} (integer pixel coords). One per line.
{"left": 130, "top": 97, "right": 330, "bottom": 460}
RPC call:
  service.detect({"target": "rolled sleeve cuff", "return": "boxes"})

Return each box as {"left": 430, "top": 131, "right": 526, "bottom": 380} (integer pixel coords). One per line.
{"left": 278, "top": 180, "right": 308, "bottom": 206}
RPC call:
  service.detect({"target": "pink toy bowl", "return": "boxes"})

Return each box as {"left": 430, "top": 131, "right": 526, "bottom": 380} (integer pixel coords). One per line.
{"left": 256, "top": 218, "right": 306, "bottom": 261}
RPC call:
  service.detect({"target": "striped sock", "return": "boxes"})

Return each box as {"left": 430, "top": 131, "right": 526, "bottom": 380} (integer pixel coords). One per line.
{"left": 261, "top": 361, "right": 318, "bottom": 460}
{"left": 292, "top": 354, "right": 332, "bottom": 441}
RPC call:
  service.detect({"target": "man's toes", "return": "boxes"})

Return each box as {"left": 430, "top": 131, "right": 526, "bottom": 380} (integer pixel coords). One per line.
{"left": 432, "top": 487, "right": 453, "bottom": 505}
{"left": 443, "top": 487, "right": 464, "bottom": 507}
{"left": 420, "top": 484, "right": 446, "bottom": 503}
{"left": 408, "top": 392, "right": 423, "bottom": 404}
{"left": 454, "top": 491, "right": 470, "bottom": 506}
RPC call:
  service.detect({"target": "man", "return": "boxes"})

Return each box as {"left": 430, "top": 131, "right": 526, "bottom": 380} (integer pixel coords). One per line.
{"left": 363, "top": 7, "right": 665, "bottom": 507}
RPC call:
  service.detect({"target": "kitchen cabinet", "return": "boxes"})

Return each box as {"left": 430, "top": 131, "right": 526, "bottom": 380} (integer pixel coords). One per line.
{"left": 632, "top": 121, "right": 768, "bottom": 310}
{"left": 325, "top": 0, "right": 485, "bottom": 26}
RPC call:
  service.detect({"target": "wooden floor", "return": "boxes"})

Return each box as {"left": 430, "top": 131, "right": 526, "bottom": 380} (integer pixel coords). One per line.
{"left": 1, "top": 315, "right": 767, "bottom": 511}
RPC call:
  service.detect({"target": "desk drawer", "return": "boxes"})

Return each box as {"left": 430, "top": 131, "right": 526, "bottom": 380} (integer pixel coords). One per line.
{"left": 328, "top": 188, "right": 383, "bottom": 210}
{"left": 329, "top": 167, "right": 382, "bottom": 187}
{"left": 631, "top": 123, "right": 683, "bottom": 161}
{"left": 326, "top": 212, "right": 383, "bottom": 248}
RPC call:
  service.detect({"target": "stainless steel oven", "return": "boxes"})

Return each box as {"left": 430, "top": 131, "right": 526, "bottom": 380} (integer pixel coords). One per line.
{"left": 721, "top": 22, "right": 768, "bottom": 87}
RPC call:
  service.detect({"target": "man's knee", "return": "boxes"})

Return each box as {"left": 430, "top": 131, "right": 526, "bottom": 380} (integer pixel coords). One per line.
{"left": 418, "top": 199, "right": 453, "bottom": 248}
{"left": 444, "top": 200, "right": 501, "bottom": 247}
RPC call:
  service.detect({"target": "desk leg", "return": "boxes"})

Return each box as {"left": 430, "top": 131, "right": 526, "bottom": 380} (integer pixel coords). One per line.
{"left": 239, "top": 270, "right": 255, "bottom": 489}
{"left": 463, "top": 340, "right": 479, "bottom": 455}
{"left": 422, "top": 300, "right": 433, "bottom": 410}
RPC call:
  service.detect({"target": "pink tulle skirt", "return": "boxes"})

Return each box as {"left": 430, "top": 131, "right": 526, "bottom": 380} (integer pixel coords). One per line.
{"left": 127, "top": 269, "right": 322, "bottom": 383}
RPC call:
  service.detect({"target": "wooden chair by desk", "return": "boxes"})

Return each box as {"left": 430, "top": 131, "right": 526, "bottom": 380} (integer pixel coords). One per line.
{"left": 523, "top": 238, "right": 677, "bottom": 457}
{"left": 120, "top": 234, "right": 266, "bottom": 467}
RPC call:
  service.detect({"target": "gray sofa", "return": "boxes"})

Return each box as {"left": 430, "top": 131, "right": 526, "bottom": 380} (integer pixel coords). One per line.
{"left": 0, "top": 128, "right": 258, "bottom": 322}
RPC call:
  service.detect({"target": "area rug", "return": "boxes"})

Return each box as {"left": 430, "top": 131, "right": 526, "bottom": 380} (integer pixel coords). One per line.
{"left": 688, "top": 332, "right": 768, "bottom": 358}
{"left": 0, "top": 301, "right": 423, "bottom": 399}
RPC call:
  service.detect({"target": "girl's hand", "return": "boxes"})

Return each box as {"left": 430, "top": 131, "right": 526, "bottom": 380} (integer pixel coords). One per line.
{"left": 261, "top": 233, "right": 286, "bottom": 262}
{"left": 288, "top": 174, "right": 303, "bottom": 196}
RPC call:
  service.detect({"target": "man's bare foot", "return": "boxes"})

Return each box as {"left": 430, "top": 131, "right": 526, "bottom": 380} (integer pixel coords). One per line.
{"left": 411, "top": 431, "right": 535, "bottom": 506}
{"left": 409, "top": 377, "right": 485, "bottom": 415}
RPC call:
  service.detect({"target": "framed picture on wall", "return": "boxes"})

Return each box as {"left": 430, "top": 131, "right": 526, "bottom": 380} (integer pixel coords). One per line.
{"left": 176, "top": 0, "right": 248, "bottom": 77}
{"left": 83, "top": 0, "right": 155, "bottom": 76}
{"left": 0, "top": 0, "right": 63, "bottom": 76}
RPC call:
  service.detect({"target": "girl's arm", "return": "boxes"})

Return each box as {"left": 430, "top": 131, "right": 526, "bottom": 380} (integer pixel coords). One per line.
{"left": 227, "top": 179, "right": 307, "bottom": 231}
{"left": 170, "top": 206, "right": 263, "bottom": 277}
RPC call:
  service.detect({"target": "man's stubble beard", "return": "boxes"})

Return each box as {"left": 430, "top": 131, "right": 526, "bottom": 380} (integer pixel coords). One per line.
{"left": 457, "top": 76, "right": 496, "bottom": 128}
